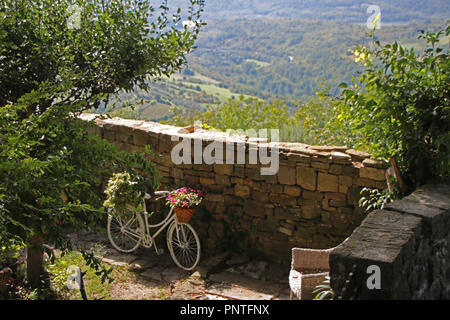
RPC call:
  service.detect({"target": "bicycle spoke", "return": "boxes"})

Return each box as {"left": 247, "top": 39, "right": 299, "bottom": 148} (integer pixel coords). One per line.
{"left": 108, "top": 212, "right": 142, "bottom": 253}
{"left": 168, "top": 223, "right": 200, "bottom": 270}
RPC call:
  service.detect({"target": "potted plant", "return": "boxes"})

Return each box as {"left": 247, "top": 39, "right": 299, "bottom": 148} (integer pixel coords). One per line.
{"left": 166, "top": 188, "right": 204, "bottom": 223}
{"left": 103, "top": 172, "right": 146, "bottom": 216}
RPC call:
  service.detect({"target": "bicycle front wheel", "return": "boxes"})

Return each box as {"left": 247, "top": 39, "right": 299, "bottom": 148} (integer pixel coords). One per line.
{"left": 167, "top": 222, "right": 201, "bottom": 271}
{"left": 107, "top": 210, "right": 143, "bottom": 253}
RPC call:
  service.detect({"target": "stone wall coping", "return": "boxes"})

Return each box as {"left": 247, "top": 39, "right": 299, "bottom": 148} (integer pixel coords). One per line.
{"left": 329, "top": 183, "right": 450, "bottom": 299}
{"left": 80, "top": 113, "right": 381, "bottom": 166}
{"left": 331, "top": 183, "right": 449, "bottom": 260}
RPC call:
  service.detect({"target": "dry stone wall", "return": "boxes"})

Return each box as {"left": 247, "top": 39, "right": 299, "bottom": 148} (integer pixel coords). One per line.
{"left": 81, "top": 114, "right": 388, "bottom": 265}
{"left": 330, "top": 183, "right": 450, "bottom": 299}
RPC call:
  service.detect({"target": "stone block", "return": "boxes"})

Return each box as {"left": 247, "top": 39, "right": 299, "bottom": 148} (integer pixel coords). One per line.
{"left": 244, "top": 200, "right": 266, "bottom": 218}
{"left": 325, "top": 193, "right": 347, "bottom": 201}
{"left": 235, "top": 185, "right": 250, "bottom": 198}
{"left": 205, "top": 193, "right": 224, "bottom": 203}
{"left": 362, "top": 158, "right": 389, "bottom": 169}
{"left": 215, "top": 174, "right": 231, "bottom": 186}
{"left": 297, "top": 167, "right": 317, "bottom": 191}
{"left": 264, "top": 174, "right": 278, "bottom": 184}
{"left": 360, "top": 166, "right": 386, "bottom": 181}
{"left": 284, "top": 186, "right": 302, "bottom": 197}
{"left": 311, "top": 161, "right": 330, "bottom": 171}
{"left": 213, "top": 164, "right": 233, "bottom": 176}
{"left": 251, "top": 190, "right": 269, "bottom": 202}
{"left": 278, "top": 226, "right": 294, "bottom": 237}
{"left": 341, "top": 166, "right": 359, "bottom": 177}
{"left": 200, "top": 177, "right": 215, "bottom": 185}
{"left": 317, "top": 173, "right": 338, "bottom": 192}
{"left": 234, "top": 167, "right": 246, "bottom": 178}
{"left": 302, "top": 205, "right": 321, "bottom": 219}
{"left": 347, "top": 185, "right": 363, "bottom": 206}
{"left": 303, "top": 190, "right": 324, "bottom": 200}
{"left": 339, "top": 175, "right": 353, "bottom": 187}
{"left": 278, "top": 166, "right": 297, "bottom": 185}
{"left": 329, "top": 164, "right": 345, "bottom": 175}
{"left": 354, "top": 177, "right": 378, "bottom": 188}
{"left": 345, "top": 149, "right": 371, "bottom": 161}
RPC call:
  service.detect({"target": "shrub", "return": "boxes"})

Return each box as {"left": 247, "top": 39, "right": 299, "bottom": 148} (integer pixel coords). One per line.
{"left": 334, "top": 25, "right": 450, "bottom": 189}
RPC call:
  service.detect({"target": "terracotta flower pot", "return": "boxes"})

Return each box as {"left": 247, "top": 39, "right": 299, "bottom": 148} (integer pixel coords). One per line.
{"left": 174, "top": 207, "right": 196, "bottom": 223}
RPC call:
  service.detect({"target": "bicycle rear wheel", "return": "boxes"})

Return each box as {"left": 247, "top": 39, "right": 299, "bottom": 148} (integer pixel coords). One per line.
{"left": 166, "top": 222, "right": 201, "bottom": 271}
{"left": 107, "top": 209, "right": 143, "bottom": 253}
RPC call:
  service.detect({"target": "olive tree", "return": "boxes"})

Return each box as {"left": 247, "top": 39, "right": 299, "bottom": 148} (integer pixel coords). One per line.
{"left": 0, "top": 0, "right": 204, "bottom": 288}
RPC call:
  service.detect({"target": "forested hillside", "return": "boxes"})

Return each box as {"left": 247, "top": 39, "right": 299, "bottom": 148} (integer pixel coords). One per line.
{"left": 170, "top": 0, "right": 450, "bottom": 23}
{"left": 188, "top": 19, "right": 446, "bottom": 100}
{"left": 108, "top": 18, "right": 447, "bottom": 121}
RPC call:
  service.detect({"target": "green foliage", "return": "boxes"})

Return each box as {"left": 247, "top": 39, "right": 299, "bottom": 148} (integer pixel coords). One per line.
{"left": 334, "top": 24, "right": 450, "bottom": 187}
{"left": 0, "top": 0, "right": 203, "bottom": 285}
{"left": 0, "top": 240, "right": 23, "bottom": 267}
{"left": 46, "top": 250, "right": 134, "bottom": 300}
{"left": 359, "top": 182, "right": 401, "bottom": 211}
{"left": 0, "top": 99, "right": 160, "bottom": 281}
{"left": 166, "top": 95, "right": 347, "bottom": 145}
{"left": 313, "top": 275, "right": 334, "bottom": 300}
{"left": 103, "top": 172, "right": 147, "bottom": 215}
{"left": 0, "top": 0, "right": 204, "bottom": 109}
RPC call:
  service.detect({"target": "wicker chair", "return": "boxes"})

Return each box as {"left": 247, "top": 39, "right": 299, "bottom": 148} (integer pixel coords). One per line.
{"left": 289, "top": 247, "right": 332, "bottom": 300}
{"left": 289, "top": 236, "right": 351, "bottom": 300}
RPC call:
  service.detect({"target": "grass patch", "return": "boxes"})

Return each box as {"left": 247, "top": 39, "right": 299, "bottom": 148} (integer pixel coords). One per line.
{"left": 47, "top": 250, "right": 135, "bottom": 300}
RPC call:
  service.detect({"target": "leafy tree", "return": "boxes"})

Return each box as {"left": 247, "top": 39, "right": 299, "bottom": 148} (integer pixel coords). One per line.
{"left": 0, "top": 0, "right": 204, "bottom": 288}
{"left": 165, "top": 95, "right": 343, "bottom": 145}
{"left": 333, "top": 24, "right": 449, "bottom": 191}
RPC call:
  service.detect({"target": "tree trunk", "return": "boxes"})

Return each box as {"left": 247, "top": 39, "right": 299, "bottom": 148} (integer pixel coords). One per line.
{"left": 0, "top": 267, "right": 13, "bottom": 298}
{"left": 390, "top": 157, "right": 409, "bottom": 195}
{"left": 26, "top": 234, "right": 44, "bottom": 288}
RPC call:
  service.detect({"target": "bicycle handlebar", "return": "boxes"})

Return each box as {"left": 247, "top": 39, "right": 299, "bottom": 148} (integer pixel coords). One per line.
{"left": 144, "top": 191, "right": 170, "bottom": 201}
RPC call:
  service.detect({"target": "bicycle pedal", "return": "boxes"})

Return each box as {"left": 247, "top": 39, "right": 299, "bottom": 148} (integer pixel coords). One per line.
{"left": 156, "top": 248, "right": 164, "bottom": 255}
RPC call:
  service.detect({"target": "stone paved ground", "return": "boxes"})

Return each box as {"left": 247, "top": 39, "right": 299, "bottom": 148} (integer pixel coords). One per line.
{"left": 67, "top": 230, "right": 291, "bottom": 300}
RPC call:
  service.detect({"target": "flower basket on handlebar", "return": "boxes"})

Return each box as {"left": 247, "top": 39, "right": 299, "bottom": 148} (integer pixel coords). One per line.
{"left": 167, "top": 187, "right": 204, "bottom": 223}
{"left": 174, "top": 207, "right": 196, "bottom": 223}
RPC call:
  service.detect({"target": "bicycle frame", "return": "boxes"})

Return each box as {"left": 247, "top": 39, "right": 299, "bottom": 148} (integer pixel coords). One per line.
{"left": 138, "top": 191, "right": 176, "bottom": 252}
{"left": 107, "top": 189, "right": 201, "bottom": 270}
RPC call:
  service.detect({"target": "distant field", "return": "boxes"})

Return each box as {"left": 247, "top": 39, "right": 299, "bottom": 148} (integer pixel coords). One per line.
{"left": 195, "top": 83, "right": 253, "bottom": 102}
{"left": 171, "top": 72, "right": 220, "bottom": 84}
{"left": 167, "top": 74, "right": 257, "bottom": 102}
{"left": 244, "top": 59, "right": 271, "bottom": 68}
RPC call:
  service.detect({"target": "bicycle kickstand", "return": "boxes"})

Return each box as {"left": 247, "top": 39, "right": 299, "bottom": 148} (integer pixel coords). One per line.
{"left": 153, "top": 242, "right": 164, "bottom": 255}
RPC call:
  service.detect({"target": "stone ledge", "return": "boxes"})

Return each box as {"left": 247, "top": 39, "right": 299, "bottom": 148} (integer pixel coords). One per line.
{"left": 330, "top": 183, "right": 450, "bottom": 299}
{"left": 80, "top": 113, "right": 382, "bottom": 166}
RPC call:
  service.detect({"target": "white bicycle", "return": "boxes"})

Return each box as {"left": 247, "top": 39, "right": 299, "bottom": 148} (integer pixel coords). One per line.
{"left": 107, "top": 191, "right": 201, "bottom": 271}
